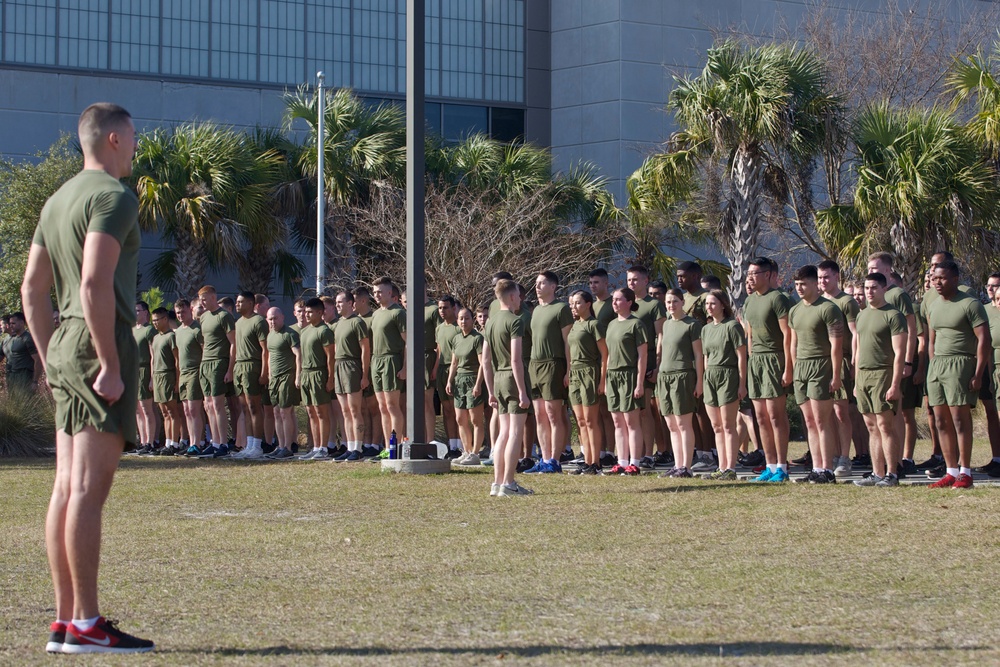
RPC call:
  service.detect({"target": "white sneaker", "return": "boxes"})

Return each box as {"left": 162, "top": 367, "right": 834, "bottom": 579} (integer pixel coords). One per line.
{"left": 452, "top": 452, "right": 469, "bottom": 464}
{"left": 498, "top": 481, "right": 534, "bottom": 497}
{"left": 834, "top": 456, "right": 852, "bottom": 478}
{"left": 230, "top": 447, "right": 248, "bottom": 459}
{"left": 242, "top": 444, "right": 264, "bottom": 459}
{"left": 457, "top": 453, "right": 481, "bottom": 466}
{"left": 490, "top": 483, "right": 501, "bottom": 497}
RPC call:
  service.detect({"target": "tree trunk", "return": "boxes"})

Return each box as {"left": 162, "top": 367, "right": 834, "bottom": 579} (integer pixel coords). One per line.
{"left": 323, "top": 206, "right": 356, "bottom": 293}
{"left": 889, "top": 217, "right": 921, "bottom": 294}
{"left": 240, "top": 246, "right": 276, "bottom": 295}
{"left": 173, "top": 229, "right": 209, "bottom": 301}
{"left": 727, "top": 144, "right": 765, "bottom": 307}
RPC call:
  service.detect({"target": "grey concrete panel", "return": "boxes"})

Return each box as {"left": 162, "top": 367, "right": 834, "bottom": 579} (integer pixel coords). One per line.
{"left": 620, "top": 62, "right": 670, "bottom": 104}
{"left": 260, "top": 89, "right": 289, "bottom": 128}
{"left": 662, "top": 25, "right": 716, "bottom": 69}
{"left": 526, "top": 67, "right": 551, "bottom": 109}
{"left": 621, "top": 0, "right": 663, "bottom": 24}
{"left": 160, "top": 82, "right": 264, "bottom": 126}
{"left": 621, "top": 100, "right": 670, "bottom": 142}
{"left": 550, "top": 66, "right": 583, "bottom": 110}
{"left": 0, "top": 109, "right": 65, "bottom": 158}
{"left": 551, "top": 106, "right": 583, "bottom": 147}
{"left": 621, "top": 21, "right": 666, "bottom": 64}
{"left": 551, "top": 1, "right": 583, "bottom": 31}
{"left": 580, "top": 101, "right": 621, "bottom": 144}
{"left": 527, "top": 29, "right": 552, "bottom": 72}
{"left": 526, "top": 107, "right": 551, "bottom": 148}
{"left": 581, "top": 0, "right": 620, "bottom": 26}
{"left": 580, "top": 22, "right": 621, "bottom": 66}
{"left": 663, "top": 0, "right": 744, "bottom": 31}
{"left": 578, "top": 63, "right": 621, "bottom": 104}
{"left": 57, "top": 73, "right": 165, "bottom": 120}
{"left": 525, "top": 0, "right": 551, "bottom": 32}
{"left": 0, "top": 68, "right": 61, "bottom": 112}
{"left": 551, "top": 27, "right": 583, "bottom": 70}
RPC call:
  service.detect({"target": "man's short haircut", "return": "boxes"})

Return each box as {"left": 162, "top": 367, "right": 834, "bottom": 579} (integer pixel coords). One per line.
{"left": 9, "top": 312, "right": 25, "bottom": 322}
{"left": 320, "top": 295, "right": 336, "bottom": 306}
{"left": 254, "top": 293, "right": 269, "bottom": 306}
{"left": 78, "top": 103, "right": 131, "bottom": 152}
{"left": 649, "top": 280, "right": 668, "bottom": 292}
{"left": 890, "top": 271, "right": 903, "bottom": 282}
{"left": 770, "top": 259, "right": 781, "bottom": 272}
{"left": 219, "top": 296, "right": 235, "bottom": 308}
{"left": 198, "top": 285, "right": 217, "bottom": 296}
{"left": 174, "top": 298, "right": 191, "bottom": 309}
{"left": 437, "top": 294, "right": 458, "bottom": 307}
{"left": 936, "top": 259, "right": 960, "bottom": 277}
{"left": 793, "top": 265, "right": 818, "bottom": 281}
{"left": 374, "top": 276, "right": 395, "bottom": 288}
{"left": 867, "top": 251, "right": 894, "bottom": 267}
{"left": 865, "top": 273, "right": 887, "bottom": 287}
{"left": 338, "top": 290, "right": 355, "bottom": 303}
{"left": 294, "top": 297, "right": 306, "bottom": 308}
{"left": 494, "top": 278, "right": 518, "bottom": 299}
{"left": 701, "top": 275, "right": 722, "bottom": 290}
{"left": 933, "top": 250, "right": 955, "bottom": 262}
{"left": 305, "top": 297, "right": 324, "bottom": 309}
{"left": 492, "top": 271, "right": 514, "bottom": 283}
{"left": 588, "top": 268, "right": 609, "bottom": 279}
{"left": 539, "top": 270, "right": 559, "bottom": 285}
{"left": 990, "top": 272, "right": 1000, "bottom": 281}
{"left": 817, "top": 259, "right": 841, "bottom": 274}
{"left": 476, "top": 304, "right": 490, "bottom": 314}
{"left": 152, "top": 307, "right": 169, "bottom": 318}
{"left": 237, "top": 290, "right": 255, "bottom": 301}
{"left": 749, "top": 257, "right": 773, "bottom": 271}
{"left": 135, "top": 300, "right": 150, "bottom": 313}
{"left": 353, "top": 285, "right": 372, "bottom": 299}
{"left": 677, "top": 261, "right": 702, "bottom": 275}
{"left": 626, "top": 265, "right": 649, "bottom": 277}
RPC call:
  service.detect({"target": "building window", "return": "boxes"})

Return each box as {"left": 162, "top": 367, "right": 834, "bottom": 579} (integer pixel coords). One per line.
{"left": 490, "top": 107, "right": 524, "bottom": 143}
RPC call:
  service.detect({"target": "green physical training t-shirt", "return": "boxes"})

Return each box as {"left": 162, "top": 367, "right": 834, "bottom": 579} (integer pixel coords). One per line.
{"left": 484, "top": 310, "right": 523, "bottom": 372}
{"left": 334, "top": 314, "right": 369, "bottom": 361}
{"left": 200, "top": 308, "right": 236, "bottom": 362}
{"left": 683, "top": 288, "right": 708, "bottom": 325}
{"left": 133, "top": 324, "right": 155, "bottom": 368}
{"left": 424, "top": 302, "right": 442, "bottom": 352}
{"left": 987, "top": 305, "right": 1000, "bottom": 366}
{"left": 435, "top": 321, "right": 461, "bottom": 366}
{"left": 593, "top": 298, "right": 615, "bottom": 335}
{"left": 32, "top": 170, "right": 140, "bottom": 325}
{"left": 634, "top": 296, "right": 667, "bottom": 371}
{"left": 828, "top": 290, "right": 860, "bottom": 356}
{"left": 371, "top": 304, "right": 406, "bottom": 357}
{"left": 266, "top": 326, "right": 300, "bottom": 377}
{"left": 660, "top": 316, "right": 702, "bottom": 372}
{"left": 788, "top": 296, "right": 845, "bottom": 360}
{"left": 605, "top": 316, "right": 649, "bottom": 371}
{"left": 174, "top": 323, "right": 203, "bottom": 372}
{"left": 568, "top": 318, "right": 603, "bottom": 368}
{"left": 921, "top": 284, "right": 974, "bottom": 320}
{"left": 1, "top": 331, "right": 37, "bottom": 373}
{"left": 856, "top": 303, "right": 907, "bottom": 370}
{"left": 235, "top": 313, "right": 268, "bottom": 363}
{"left": 743, "top": 288, "right": 790, "bottom": 355}
{"left": 701, "top": 318, "right": 746, "bottom": 368}
{"left": 929, "top": 291, "right": 988, "bottom": 357}
{"left": 530, "top": 300, "right": 573, "bottom": 361}
{"left": 152, "top": 330, "right": 177, "bottom": 374}
{"left": 451, "top": 329, "right": 484, "bottom": 375}
{"left": 299, "top": 323, "right": 335, "bottom": 371}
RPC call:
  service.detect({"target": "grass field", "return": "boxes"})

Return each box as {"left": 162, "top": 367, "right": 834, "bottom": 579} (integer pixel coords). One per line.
{"left": 2, "top": 442, "right": 1000, "bottom": 666}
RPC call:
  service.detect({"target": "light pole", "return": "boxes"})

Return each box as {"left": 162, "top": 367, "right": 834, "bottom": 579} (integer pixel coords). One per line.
{"left": 316, "top": 71, "right": 326, "bottom": 296}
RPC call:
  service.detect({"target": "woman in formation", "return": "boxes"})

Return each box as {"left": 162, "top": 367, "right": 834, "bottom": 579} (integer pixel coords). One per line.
{"left": 700, "top": 289, "right": 747, "bottom": 480}
{"left": 567, "top": 290, "right": 607, "bottom": 474}
{"left": 602, "top": 288, "right": 648, "bottom": 476}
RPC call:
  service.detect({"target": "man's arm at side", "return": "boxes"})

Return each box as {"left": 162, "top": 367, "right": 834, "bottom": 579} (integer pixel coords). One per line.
{"left": 20, "top": 244, "right": 56, "bottom": 370}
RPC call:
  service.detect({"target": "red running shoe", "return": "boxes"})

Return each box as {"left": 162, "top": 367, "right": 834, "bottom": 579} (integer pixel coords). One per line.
{"left": 46, "top": 621, "right": 66, "bottom": 654}
{"left": 929, "top": 474, "right": 957, "bottom": 489}
{"left": 62, "top": 617, "right": 154, "bottom": 654}
{"left": 952, "top": 473, "right": 974, "bottom": 489}
{"left": 623, "top": 464, "right": 641, "bottom": 476}
{"left": 606, "top": 464, "right": 626, "bottom": 475}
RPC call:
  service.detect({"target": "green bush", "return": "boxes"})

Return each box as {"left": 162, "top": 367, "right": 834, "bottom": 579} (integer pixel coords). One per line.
{"left": 0, "top": 386, "right": 55, "bottom": 457}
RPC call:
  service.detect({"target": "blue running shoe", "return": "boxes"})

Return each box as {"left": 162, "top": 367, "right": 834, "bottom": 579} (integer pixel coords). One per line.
{"left": 185, "top": 445, "right": 201, "bottom": 457}
{"left": 210, "top": 443, "right": 230, "bottom": 458}
{"left": 548, "top": 458, "right": 563, "bottom": 473}
{"left": 769, "top": 469, "right": 789, "bottom": 483}
{"left": 524, "top": 460, "right": 548, "bottom": 474}
{"left": 481, "top": 458, "right": 494, "bottom": 466}
{"left": 344, "top": 450, "right": 361, "bottom": 461}
{"left": 196, "top": 445, "right": 218, "bottom": 458}
{"left": 753, "top": 468, "right": 775, "bottom": 482}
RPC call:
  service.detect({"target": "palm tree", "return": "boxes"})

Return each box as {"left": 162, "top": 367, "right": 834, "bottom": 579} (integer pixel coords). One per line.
{"left": 816, "top": 103, "right": 1000, "bottom": 290}
{"left": 949, "top": 42, "right": 1000, "bottom": 162}
{"left": 641, "top": 40, "right": 841, "bottom": 304}
{"left": 133, "top": 123, "right": 286, "bottom": 299}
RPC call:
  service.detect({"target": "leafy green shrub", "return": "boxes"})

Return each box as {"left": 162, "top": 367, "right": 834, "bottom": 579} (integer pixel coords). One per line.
{"left": 0, "top": 386, "right": 55, "bottom": 457}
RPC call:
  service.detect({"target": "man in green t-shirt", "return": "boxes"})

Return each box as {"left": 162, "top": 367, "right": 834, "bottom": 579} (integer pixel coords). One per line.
{"left": 331, "top": 291, "right": 371, "bottom": 461}
{"left": 264, "top": 307, "right": 301, "bottom": 460}
{"left": 173, "top": 298, "right": 205, "bottom": 455}
{"left": 151, "top": 307, "right": 182, "bottom": 455}
{"left": 626, "top": 265, "right": 668, "bottom": 464}
{"left": 435, "top": 295, "right": 462, "bottom": 457}
{"left": 197, "top": 285, "right": 237, "bottom": 458}
{"left": 321, "top": 295, "right": 347, "bottom": 455}
{"left": 587, "top": 268, "right": 617, "bottom": 465}
{"left": 354, "top": 286, "right": 383, "bottom": 453}
{"left": 927, "top": 260, "right": 990, "bottom": 489}
{"left": 371, "top": 277, "right": 407, "bottom": 442}
{"left": 483, "top": 279, "right": 533, "bottom": 496}
{"left": 852, "top": 273, "right": 907, "bottom": 487}
{"left": 818, "top": 259, "right": 863, "bottom": 478}
{"left": 22, "top": 103, "right": 153, "bottom": 652}
{"left": 0, "top": 312, "right": 41, "bottom": 392}
{"left": 231, "top": 291, "right": 269, "bottom": 459}
{"left": 422, "top": 292, "right": 443, "bottom": 443}
{"left": 298, "top": 297, "right": 336, "bottom": 459}
{"left": 133, "top": 301, "right": 157, "bottom": 453}
{"left": 744, "top": 257, "right": 793, "bottom": 482}
{"left": 677, "top": 261, "right": 716, "bottom": 471}
{"left": 788, "top": 264, "right": 845, "bottom": 484}
{"left": 254, "top": 294, "right": 277, "bottom": 451}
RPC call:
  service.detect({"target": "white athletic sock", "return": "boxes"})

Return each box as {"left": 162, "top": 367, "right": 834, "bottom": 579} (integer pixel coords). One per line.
{"left": 947, "top": 467, "right": 960, "bottom": 477}
{"left": 629, "top": 458, "right": 640, "bottom": 466}
{"left": 767, "top": 464, "right": 777, "bottom": 473}
{"left": 960, "top": 466, "right": 972, "bottom": 477}
{"left": 618, "top": 458, "right": 628, "bottom": 467}
{"left": 72, "top": 616, "right": 101, "bottom": 631}
{"left": 57, "top": 619, "right": 70, "bottom": 626}
{"left": 776, "top": 463, "right": 788, "bottom": 472}
{"left": 449, "top": 438, "right": 461, "bottom": 451}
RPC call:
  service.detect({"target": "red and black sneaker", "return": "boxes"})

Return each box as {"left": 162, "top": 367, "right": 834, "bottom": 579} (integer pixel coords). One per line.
{"left": 623, "top": 464, "right": 641, "bottom": 476}
{"left": 605, "top": 464, "right": 626, "bottom": 475}
{"left": 952, "top": 473, "right": 974, "bottom": 489}
{"left": 46, "top": 621, "right": 66, "bottom": 654}
{"left": 929, "top": 474, "right": 957, "bottom": 489}
{"left": 62, "top": 617, "right": 154, "bottom": 654}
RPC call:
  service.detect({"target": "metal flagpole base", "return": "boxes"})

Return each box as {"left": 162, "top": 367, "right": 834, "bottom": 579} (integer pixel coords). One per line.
{"left": 380, "top": 458, "right": 451, "bottom": 474}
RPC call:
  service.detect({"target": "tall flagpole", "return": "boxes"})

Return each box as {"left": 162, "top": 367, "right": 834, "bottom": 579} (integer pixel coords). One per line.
{"left": 316, "top": 71, "right": 326, "bottom": 296}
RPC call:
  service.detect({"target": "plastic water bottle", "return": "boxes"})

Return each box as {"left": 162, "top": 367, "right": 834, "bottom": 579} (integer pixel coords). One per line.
{"left": 388, "top": 430, "right": 398, "bottom": 460}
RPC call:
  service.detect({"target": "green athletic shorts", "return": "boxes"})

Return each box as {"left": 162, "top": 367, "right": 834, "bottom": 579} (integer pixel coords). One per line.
{"left": 137, "top": 365, "right": 152, "bottom": 401}
{"left": 371, "top": 354, "right": 403, "bottom": 393}
{"left": 200, "top": 360, "right": 231, "bottom": 398}
{"left": 703, "top": 366, "right": 740, "bottom": 408}
{"left": 568, "top": 365, "right": 599, "bottom": 407}
{"left": 657, "top": 370, "right": 697, "bottom": 416}
{"left": 335, "top": 358, "right": 363, "bottom": 395}
{"left": 529, "top": 359, "right": 568, "bottom": 402}
{"left": 300, "top": 369, "right": 332, "bottom": 406}
{"left": 234, "top": 360, "right": 263, "bottom": 397}
{"left": 926, "top": 355, "right": 978, "bottom": 408}
{"left": 607, "top": 369, "right": 641, "bottom": 413}
{"left": 153, "top": 371, "right": 178, "bottom": 404}
{"left": 901, "top": 374, "right": 922, "bottom": 411}
{"left": 855, "top": 368, "right": 897, "bottom": 415}
{"left": 268, "top": 372, "right": 301, "bottom": 409}
{"left": 748, "top": 352, "right": 787, "bottom": 400}
{"left": 435, "top": 366, "right": 452, "bottom": 403}
{"left": 47, "top": 318, "right": 139, "bottom": 449}
{"left": 831, "top": 359, "right": 856, "bottom": 404}
{"left": 178, "top": 369, "right": 203, "bottom": 402}
{"left": 979, "top": 363, "right": 994, "bottom": 402}
{"left": 494, "top": 369, "right": 527, "bottom": 415}
{"left": 793, "top": 357, "right": 833, "bottom": 405}
{"left": 994, "top": 366, "right": 1000, "bottom": 402}
{"left": 452, "top": 373, "right": 484, "bottom": 410}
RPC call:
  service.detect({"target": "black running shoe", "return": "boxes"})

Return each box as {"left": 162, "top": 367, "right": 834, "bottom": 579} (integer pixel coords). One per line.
{"left": 916, "top": 455, "right": 943, "bottom": 471}
{"left": 740, "top": 449, "right": 765, "bottom": 467}
{"left": 791, "top": 451, "right": 811, "bottom": 465}
{"left": 62, "top": 617, "right": 154, "bottom": 654}
{"left": 899, "top": 458, "right": 917, "bottom": 477}
{"left": 261, "top": 439, "right": 277, "bottom": 455}
{"left": 599, "top": 452, "right": 617, "bottom": 467}
{"left": 851, "top": 453, "right": 872, "bottom": 468}
{"left": 445, "top": 448, "right": 462, "bottom": 460}
{"left": 653, "top": 451, "right": 674, "bottom": 467}
{"left": 973, "top": 460, "right": 1000, "bottom": 477}
{"left": 925, "top": 463, "right": 946, "bottom": 479}
{"left": 559, "top": 449, "right": 575, "bottom": 463}
{"left": 637, "top": 456, "right": 655, "bottom": 470}
{"left": 516, "top": 457, "right": 535, "bottom": 473}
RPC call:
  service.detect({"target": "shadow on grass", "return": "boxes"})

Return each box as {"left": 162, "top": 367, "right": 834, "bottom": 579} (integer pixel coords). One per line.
{"left": 642, "top": 482, "right": 771, "bottom": 493}
{"left": 167, "top": 641, "right": 872, "bottom": 658}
